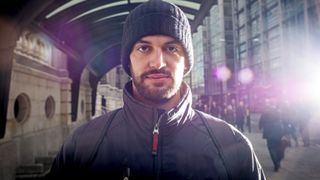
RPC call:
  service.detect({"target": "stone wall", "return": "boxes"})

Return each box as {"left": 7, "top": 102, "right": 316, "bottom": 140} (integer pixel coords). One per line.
{"left": 0, "top": 30, "right": 91, "bottom": 180}
{"left": 0, "top": 57, "right": 72, "bottom": 180}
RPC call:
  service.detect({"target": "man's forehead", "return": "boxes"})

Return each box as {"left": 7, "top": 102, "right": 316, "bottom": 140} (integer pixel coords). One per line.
{"left": 136, "top": 35, "right": 181, "bottom": 45}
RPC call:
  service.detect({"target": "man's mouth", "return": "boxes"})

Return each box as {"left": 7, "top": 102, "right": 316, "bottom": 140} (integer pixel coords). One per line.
{"left": 146, "top": 73, "right": 170, "bottom": 79}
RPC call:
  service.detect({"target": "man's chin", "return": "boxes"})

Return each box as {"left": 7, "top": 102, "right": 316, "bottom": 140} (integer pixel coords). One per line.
{"left": 141, "top": 86, "right": 173, "bottom": 101}
{"left": 147, "top": 88, "right": 169, "bottom": 97}
{"left": 132, "top": 77, "right": 179, "bottom": 103}
{"left": 144, "top": 78, "right": 171, "bottom": 87}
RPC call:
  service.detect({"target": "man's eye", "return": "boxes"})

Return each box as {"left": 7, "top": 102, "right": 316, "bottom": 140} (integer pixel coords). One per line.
{"left": 166, "top": 46, "right": 178, "bottom": 53}
{"left": 137, "top": 46, "right": 150, "bottom": 53}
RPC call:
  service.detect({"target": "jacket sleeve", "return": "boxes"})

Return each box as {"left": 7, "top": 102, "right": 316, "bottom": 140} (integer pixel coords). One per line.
{"left": 216, "top": 122, "right": 266, "bottom": 180}
{"left": 47, "top": 113, "right": 114, "bottom": 179}
{"left": 47, "top": 130, "right": 78, "bottom": 179}
{"left": 236, "top": 131, "right": 266, "bottom": 180}
{"left": 202, "top": 112, "right": 266, "bottom": 180}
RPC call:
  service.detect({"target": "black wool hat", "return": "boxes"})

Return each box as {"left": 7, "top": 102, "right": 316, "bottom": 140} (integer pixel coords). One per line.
{"left": 120, "top": 0, "right": 194, "bottom": 76}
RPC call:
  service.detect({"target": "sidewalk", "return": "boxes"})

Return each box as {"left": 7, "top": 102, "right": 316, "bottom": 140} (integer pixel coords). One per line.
{"left": 244, "top": 113, "right": 320, "bottom": 180}
{"left": 246, "top": 132, "right": 320, "bottom": 180}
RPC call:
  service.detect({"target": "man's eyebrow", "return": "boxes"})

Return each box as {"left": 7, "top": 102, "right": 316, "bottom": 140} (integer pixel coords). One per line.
{"left": 135, "top": 40, "right": 151, "bottom": 44}
{"left": 135, "top": 40, "right": 181, "bottom": 45}
{"left": 164, "top": 40, "right": 181, "bottom": 45}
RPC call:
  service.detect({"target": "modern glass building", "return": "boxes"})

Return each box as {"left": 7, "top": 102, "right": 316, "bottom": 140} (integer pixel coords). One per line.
{"left": 191, "top": 25, "right": 205, "bottom": 97}
{"left": 191, "top": 0, "right": 320, "bottom": 110}
{"left": 232, "top": 0, "right": 320, "bottom": 111}
{"left": 191, "top": 0, "right": 235, "bottom": 105}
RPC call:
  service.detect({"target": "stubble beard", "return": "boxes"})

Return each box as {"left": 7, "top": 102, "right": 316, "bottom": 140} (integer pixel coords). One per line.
{"left": 132, "top": 69, "right": 182, "bottom": 104}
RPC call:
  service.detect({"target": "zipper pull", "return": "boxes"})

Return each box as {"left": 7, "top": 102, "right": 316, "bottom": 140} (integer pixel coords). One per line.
{"left": 123, "top": 167, "right": 130, "bottom": 180}
{"left": 152, "top": 125, "right": 159, "bottom": 155}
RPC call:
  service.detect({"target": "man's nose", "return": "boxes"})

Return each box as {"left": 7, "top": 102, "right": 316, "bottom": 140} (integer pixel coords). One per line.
{"left": 149, "top": 48, "right": 166, "bottom": 69}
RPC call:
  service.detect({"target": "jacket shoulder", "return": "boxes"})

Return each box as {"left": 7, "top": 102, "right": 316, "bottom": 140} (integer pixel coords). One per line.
{"left": 203, "top": 111, "right": 255, "bottom": 152}
{"left": 197, "top": 110, "right": 249, "bottom": 142}
{"left": 49, "top": 109, "right": 123, "bottom": 175}
{"left": 64, "top": 109, "right": 122, "bottom": 165}
{"left": 73, "top": 108, "right": 122, "bottom": 139}
{"left": 195, "top": 111, "right": 232, "bottom": 132}
{"left": 195, "top": 111, "right": 238, "bottom": 142}
{"left": 195, "top": 110, "right": 264, "bottom": 179}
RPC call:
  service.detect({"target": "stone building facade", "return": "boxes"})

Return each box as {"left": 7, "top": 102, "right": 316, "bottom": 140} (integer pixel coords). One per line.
{"left": 0, "top": 30, "right": 92, "bottom": 180}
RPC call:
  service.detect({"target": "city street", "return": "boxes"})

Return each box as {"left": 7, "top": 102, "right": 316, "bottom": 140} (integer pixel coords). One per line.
{"left": 245, "top": 115, "right": 320, "bottom": 180}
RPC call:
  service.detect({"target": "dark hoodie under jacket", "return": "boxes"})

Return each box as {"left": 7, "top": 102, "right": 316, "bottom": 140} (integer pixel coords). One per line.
{"left": 49, "top": 81, "right": 265, "bottom": 180}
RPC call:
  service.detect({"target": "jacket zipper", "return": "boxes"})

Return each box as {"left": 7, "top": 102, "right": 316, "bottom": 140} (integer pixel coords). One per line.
{"left": 152, "top": 124, "right": 159, "bottom": 155}
{"left": 152, "top": 113, "right": 164, "bottom": 179}
{"left": 152, "top": 113, "right": 163, "bottom": 155}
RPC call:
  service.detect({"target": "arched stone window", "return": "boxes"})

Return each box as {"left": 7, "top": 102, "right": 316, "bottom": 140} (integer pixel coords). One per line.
{"left": 14, "top": 93, "right": 31, "bottom": 123}
{"left": 81, "top": 100, "right": 85, "bottom": 114}
{"left": 45, "top": 96, "right": 55, "bottom": 119}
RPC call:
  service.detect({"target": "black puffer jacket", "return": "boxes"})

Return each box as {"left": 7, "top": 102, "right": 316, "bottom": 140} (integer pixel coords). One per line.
{"left": 49, "top": 82, "right": 265, "bottom": 180}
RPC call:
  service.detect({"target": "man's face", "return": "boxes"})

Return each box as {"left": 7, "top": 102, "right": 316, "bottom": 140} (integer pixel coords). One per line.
{"left": 129, "top": 35, "right": 186, "bottom": 104}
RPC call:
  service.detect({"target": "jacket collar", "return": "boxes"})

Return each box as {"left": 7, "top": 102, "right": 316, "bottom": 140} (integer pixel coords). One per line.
{"left": 122, "top": 81, "right": 194, "bottom": 131}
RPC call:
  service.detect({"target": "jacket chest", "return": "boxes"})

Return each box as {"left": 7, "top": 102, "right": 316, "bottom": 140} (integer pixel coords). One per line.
{"left": 92, "top": 125, "right": 228, "bottom": 179}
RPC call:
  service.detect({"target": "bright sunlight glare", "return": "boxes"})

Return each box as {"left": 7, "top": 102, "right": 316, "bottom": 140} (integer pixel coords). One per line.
{"left": 216, "top": 66, "right": 231, "bottom": 82}
{"left": 238, "top": 68, "right": 254, "bottom": 84}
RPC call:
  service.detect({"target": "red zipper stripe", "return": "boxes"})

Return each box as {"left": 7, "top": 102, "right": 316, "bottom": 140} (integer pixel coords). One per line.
{"left": 152, "top": 131, "right": 159, "bottom": 155}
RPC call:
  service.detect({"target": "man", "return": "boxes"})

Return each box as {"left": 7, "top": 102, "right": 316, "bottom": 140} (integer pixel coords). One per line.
{"left": 235, "top": 101, "right": 246, "bottom": 132}
{"left": 49, "top": 1, "right": 265, "bottom": 179}
{"left": 101, "top": 95, "right": 107, "bottom": 114}
{"left": 246, "top": 105, "right": 252, "bottom": 133}
{"left": 210, "top": 100, "right": 220, "bottom": 118}
{"left": 259, "top": 98, "right": 285, "bottom": 172}
{"left": 194, "top": 98, "right": 204, "bottom": 111}
{"left": 224, "top": 104, "right": 236, "bottom": 126}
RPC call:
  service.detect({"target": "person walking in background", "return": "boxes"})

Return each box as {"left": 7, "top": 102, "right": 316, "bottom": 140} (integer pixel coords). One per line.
{"left": 259, "top": 99, "right": 285, "bottom": 172}
{"left": 281, "top": 101, "right": 298, "bottom": 147}
{"left": 224, "top": 104, "right": 235, "bottom": 126}
{"left": 220, "top": 102, "right": 227, "bottom": 120}
{"left": 48, "top": 1, "right": 265, "bottom": 179}
{"left": 203, "top": 101, "right": 210, "bottom": 114}
{"left": 210, "top": 100, "right": 220, "bottom": 118}
{"left": 101, "top": 95, "right": 107, "bottom": 114}
{"left": 236, "top": 101, "right": 246, "bottom": 132}
{"left": 246, "top": 105, "right": 252, "bottom": 133}
{"left": 194, "top": 98, "right": 204, "bottom": 112}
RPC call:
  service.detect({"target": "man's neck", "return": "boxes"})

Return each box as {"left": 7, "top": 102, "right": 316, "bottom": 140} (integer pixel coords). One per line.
{"left": 158, "top": 91, "right": 181, "bottom": 110}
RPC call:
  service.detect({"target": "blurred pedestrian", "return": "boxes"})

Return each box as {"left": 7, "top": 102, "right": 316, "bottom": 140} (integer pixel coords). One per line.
{"left": 236, "top": 101, "right": 246, "bottom": 132}
{"left": 281, "top": 102, "right": 298, "bottom": 147}
{"left": 210, "top": 101, "right": 220, "bottom": 118}
{"left": 101, "top": 95, "right": 107, "bottom": 114}
{"left": 246, "top": 106, "right": 251, "bottom": 133}
{"left": 225, "top": 104, "right": 235, "bottom": 126}
{"left": 259, "top": 99, "right": 285, "bottom": 172}
{"left": 195, "top": 98, "right": 204, "bottom": 112}
{"left": 203, "top": 102, "right": 210, "bottom": 114}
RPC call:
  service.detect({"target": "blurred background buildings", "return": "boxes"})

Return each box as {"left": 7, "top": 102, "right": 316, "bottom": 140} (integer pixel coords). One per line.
{"left": 190, "top": 0, "right": 320, "bottom": 112}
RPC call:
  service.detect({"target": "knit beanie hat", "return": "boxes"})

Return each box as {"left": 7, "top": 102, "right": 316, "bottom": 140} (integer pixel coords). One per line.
{"left": 121, "top": 0, "right": 194, "bottom": 76}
